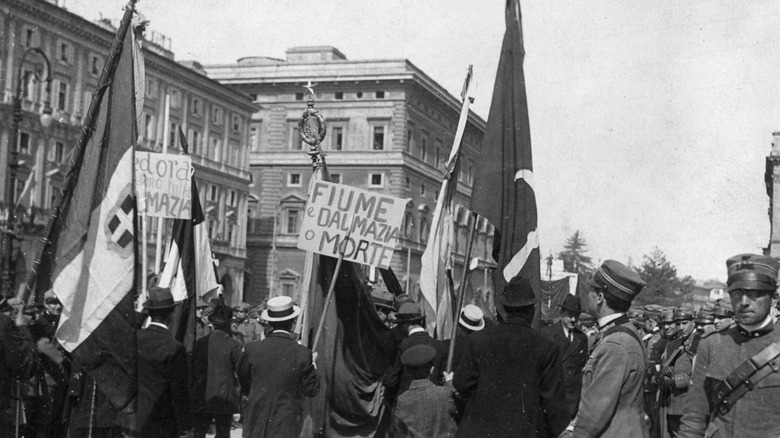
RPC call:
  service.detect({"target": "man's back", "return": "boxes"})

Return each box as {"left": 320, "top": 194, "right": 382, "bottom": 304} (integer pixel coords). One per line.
{"left": 453, "top": 317, "right": 569, "bottom": 438}
{"left": 395, "top": 379, "right": 457, "bottom": 438}
{"left": 136, "top": 325, "right": 191, "bottom": 438}
{"left": 238, "top": 332, "right": 319, "bottom": 438}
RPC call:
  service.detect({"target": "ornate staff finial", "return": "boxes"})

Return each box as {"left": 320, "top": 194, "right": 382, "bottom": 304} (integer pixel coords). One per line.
{"left": 298, "top": 80, "right": 327, "bottom": 170}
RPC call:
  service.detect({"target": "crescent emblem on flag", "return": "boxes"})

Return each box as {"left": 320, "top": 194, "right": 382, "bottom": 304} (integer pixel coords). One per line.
{"left": 105, "top": 184, "right": 135, "bottom": 259}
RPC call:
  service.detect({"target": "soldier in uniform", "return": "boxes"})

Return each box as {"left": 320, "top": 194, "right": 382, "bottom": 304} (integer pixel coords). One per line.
{"left": 563, "top": 260, "right": 649, "bottom": 438}
{"left": 694, "top": 309, "right": 715, "bottom": 336}
{"left": 710, "top": 304, "right": 734, "bottom": 331}
{"left": 659, "top": 307, "right": 699, "bottom": 437}
{"left": 679, "top": 254, "right": 780, "bottom": 437}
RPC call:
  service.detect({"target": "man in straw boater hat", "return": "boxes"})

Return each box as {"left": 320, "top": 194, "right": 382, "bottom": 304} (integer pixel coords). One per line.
{"left": 453, "top": 276, "right": 569, "bottom": 438}
{"left": 562, "top": 260, "right": 649, "bottom": 438}
{"left": 541, "top": 294, "right": 588, "bottom": 420}
{"left": 443, "top": 304, "right": 486, "bottom": 372}
{"left": 237, "top": 296, "right": 319, "bottom": 438}
{"left": 134, "top": 286, "right": 192, "bottom": 438}
{"left": 680, "top": 254, "right": 780, "bottom": 437}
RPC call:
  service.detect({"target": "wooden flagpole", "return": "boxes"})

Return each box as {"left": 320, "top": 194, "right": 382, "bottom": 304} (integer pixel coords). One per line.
{"left": 17, "top": 0, "right": 139, "bottom": 304}
{"left": 153, "top": 93, "right": 171, "bottom": 274}
{"left": 446, "top": 211, "right": 478, "bottom": 373}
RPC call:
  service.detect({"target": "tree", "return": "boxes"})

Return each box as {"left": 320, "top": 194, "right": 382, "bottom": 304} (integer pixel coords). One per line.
{"left": 634, "top": 247, "right": 695, "bottom": 307}
{"left": 558, "top": 230, "right": 593, "bottom": 276}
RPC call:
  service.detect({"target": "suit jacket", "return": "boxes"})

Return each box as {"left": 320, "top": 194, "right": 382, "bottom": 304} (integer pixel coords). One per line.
{"left": 136, "top": 324, "right": 192, "bottom": 438}
{"left": 573, "top": 316, "right": 649, "bottom": 438}
{"left": 394, "top": 379, "right": 457, "bottom": 438}
{"left": 541, "top": 323, "right": 588, "bottom": 418}
{"left": 385, "top": 330, "right": 447, "bottom": 397}
{"left": 191, "top": 329, "right": 242, "bottom": 414}
{"left": 453, "top": 317, "right": 569, "bottom": 438}
{"left": 237, "top": 331, "right": 320, "bottom": 438}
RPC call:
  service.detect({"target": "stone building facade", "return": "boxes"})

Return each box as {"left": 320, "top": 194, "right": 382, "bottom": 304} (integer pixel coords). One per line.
{"left": 0, "top": 0, "right": 255, "bottom": 304}
{"left": 205, "top": 46, "right": 496, "bottom": 306}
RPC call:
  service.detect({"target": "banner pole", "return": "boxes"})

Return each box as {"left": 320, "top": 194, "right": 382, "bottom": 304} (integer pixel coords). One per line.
{"left": 445, "top": 211, "right": 478, "bottom": 373}
{"left": 311, "top": 252, "right": 343, "bottom": 353}
{"left": 153, "top": 93, "right": 171, "bottom": 274}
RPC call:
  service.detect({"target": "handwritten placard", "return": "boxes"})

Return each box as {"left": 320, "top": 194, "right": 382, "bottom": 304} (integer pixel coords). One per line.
{"left": 298, "top": 181, "right": 407, "bottom": 268}
{"left": 134, "top": 152, "right": 192, "bottom": 219}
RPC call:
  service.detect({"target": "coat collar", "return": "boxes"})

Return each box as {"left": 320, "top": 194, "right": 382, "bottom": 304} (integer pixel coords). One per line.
{"left": 145, "top": 323, "right": 170, "bottom": 335}
{"left": 269, "top": 331, "right": 294, "bottom": 340}
{"left": 501, "top": 317, "right": 532, "bottom": 327}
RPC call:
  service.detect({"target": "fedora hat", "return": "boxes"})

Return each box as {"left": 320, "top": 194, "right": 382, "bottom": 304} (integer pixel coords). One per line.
{"left": 459, "top": 304, "right": 485, "bottom": 331}
{"left": 496, "top": 276, "right": 538, "bottom": 308}
{"left": 261, "top": 296, "right": 300, "bottom": 322}
{"left": 143, "top": 286, "right": 176, "bottom": 310}
{"left": 371, "top": 286, "right": 397, "bottom": 313}
{"left": 395, "top": 302, "right": 424, "bottom": 324}
{"left": 559, "top": 295, "right": 581, "bottom": 314}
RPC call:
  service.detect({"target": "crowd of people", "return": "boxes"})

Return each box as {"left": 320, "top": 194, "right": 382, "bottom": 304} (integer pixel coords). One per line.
{"left": 2, "top": 252, "right": 780, "bottom": 437}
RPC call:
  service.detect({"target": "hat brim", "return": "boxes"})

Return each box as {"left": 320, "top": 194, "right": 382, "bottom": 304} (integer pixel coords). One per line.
{"left": 727, "top": 281, "right": 776, "bottom": 293}
{"left": 261, "top": 305, "right": 301, "bottom": 322}
{"left": 394, "top": 314, "right": 424, "bottom": 324}
{"left": 143, "top": 300, "right": 177, "bottom": 310}
{"left": 496, "top": 295, "right": 539, "bottom": 308}
{"left": 374, "top": 302, "right": 397, "bottom": 313}
{"left": 459, "top": 316, "right": 485, "bottom": 331}
{"left": 559, "top": 304, "right": 581, "bottom": 314}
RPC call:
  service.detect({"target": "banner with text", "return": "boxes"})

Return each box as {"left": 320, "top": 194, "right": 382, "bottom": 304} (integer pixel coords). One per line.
{"left": 134, "top": 152, "right": 193, "bottom": 219}
{"left": 298, "top": 181, "right": 408, "bottom": 269}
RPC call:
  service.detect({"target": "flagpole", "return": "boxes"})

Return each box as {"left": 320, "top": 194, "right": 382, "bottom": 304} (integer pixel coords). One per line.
{"left": 154, "top": 93, "right": 171, "bottom": 274}
{"left": 17, "top": 0, "right": 139, "bottom": 304}
{"left": 446, "top": 211, "right": 478, "bottom": 373}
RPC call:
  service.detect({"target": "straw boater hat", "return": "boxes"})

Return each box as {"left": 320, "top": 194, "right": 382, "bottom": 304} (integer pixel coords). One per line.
{"left": 459, "top": 304, "right": 485, "bottom": 331}
{"left": 261, "top": 296, "right": 301, "bottom": 322}
{"left": 143, "top": 286, "right": 177, "bottom": 310}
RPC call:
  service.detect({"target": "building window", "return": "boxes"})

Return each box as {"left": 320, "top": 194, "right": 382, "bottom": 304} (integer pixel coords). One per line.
{"left": 330, "top": 173, "right": 341, "bottom": 184}
{"left": 288, "top": 173, "right": 302, "bottom": 187}
{"left": 211, "top": 106, "right": 223, "bottom": 125}
{"left": 188, "top": 129, "right": 202, "bottom": 155}
{"left": 295, "top": 92, "right": 304, "bottom": 101}
{"left": 22, "top": 70, "right": 36, "bottom": 101}
{"left": 406, "top": 128, "right": 413, "bottom": 152}
{"left": 229, "top": 190, "right": 237, "bottom": 207}
{"left": 90, "top": 55, "right": 102, "bottom": 76}
{"left": 372, "top": 126, "right": 385, "bottom": 150}
{"left": 404, "top": 213, "right": 414, "bottom": 239}
{"left": 209, "top": 185, "right": 218, "bottom": 201}
{"left": 356, "top": 91, "right": 363, "bottom": 99}
{"left": 369, "top": 173, "right": 383, "bottom": 187}
{"left": 419, "top": 217, "right": 429, "bottom": 244}
{"left": 22, "top": 27, "right": 40, "bottom": 47}
{"left": 250, "top": 122, "right": 262, "bottom": 151}
{"left": 375, "top": 91, "right": 385, "bottom": 99}
{"left": 435, "top": 146, "right": 440, "bottom": 166}
{"left": 57, "top": 41, "right": 73, "bottom": 64}
{"left": 232, "top": 115, "right": 241, "bottom": 132}
{"left": 405, "top": 177, "right": 411, "bottom": 190}
{"left": 209, "top": 136, "right": 221, "bottom": 161}
{"left": 282, "top": 283, "right": 295, "bottom": 297}
{"left": 331, "top": 126, "right": 344, "bottom": 150}
{"left": 51, "top": 141, "right": 65, "bottom": 162}
{"left": 421, "top": 137, "right": 428, "bottom": 162}
{"left": 170, "top": 89, "right": 182, "bottom": 108}
{"left": 289, "top": 124, "right": 304, "bottom": 150}
{"left": 144, "top": 114, "right": 156, "bottom": 141}
{"left": 285, "top": 209, "right": 300, "bottom": 234}
{"left": 421, "top": 184, "right": 426, "bottom": 196}
{"left": 145, "top": 78, "right": 158, "bottom": 99}
{"left": 55, "top": 80, "right": 69, "bottom": 111}
{"left": 18, "top": 132, "right": 30, "bottom": 154}
{"left": 335, "top": 91, "right": 344, "bottom": 100}
{"left": 169, "top": 123, "right": 180, "bottom": 149}
{"left": 190, "top": 97, "right": 201, "bottom": 116}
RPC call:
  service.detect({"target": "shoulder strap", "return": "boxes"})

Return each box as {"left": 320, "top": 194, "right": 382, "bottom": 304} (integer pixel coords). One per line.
{"left": 710, "top": 341, "right": 780, "bottom": 420}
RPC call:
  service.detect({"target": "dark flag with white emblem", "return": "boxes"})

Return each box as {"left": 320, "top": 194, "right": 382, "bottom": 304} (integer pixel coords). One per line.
{"left": 470, "top": 0, "right": 540, "bottom": 307}
{"left": 50, "top": 16, "right": 144, "bottom": 411}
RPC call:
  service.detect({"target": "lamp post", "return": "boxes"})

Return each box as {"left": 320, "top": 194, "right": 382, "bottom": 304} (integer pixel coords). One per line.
{"left": 1, "top": 48, "right": 53, "bottom": 298}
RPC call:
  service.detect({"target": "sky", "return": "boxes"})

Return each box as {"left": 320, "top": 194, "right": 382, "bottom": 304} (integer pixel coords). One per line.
{"left": 63, "top": 0, "right": 780, "bottom": 282}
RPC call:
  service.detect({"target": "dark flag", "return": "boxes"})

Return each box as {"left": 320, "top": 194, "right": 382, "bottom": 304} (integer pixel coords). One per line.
{"left": 470, "top": 0, "right": 540, "bottom": 306}
{"left": 50, "top": 14, "right": 143, "bottom": 410}
{"left": 156, "top": 128, "right": 219, "bottom": 353}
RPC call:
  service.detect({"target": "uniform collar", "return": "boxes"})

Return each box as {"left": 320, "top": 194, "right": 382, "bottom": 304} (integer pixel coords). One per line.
{"left": 737, "top": 315, "right": 774, "bottom": 338}
{"left": 148, "top": 322, "right": 169, "bottom": 331}
{"left": 597, "top": 313, "right": 626, "bottom": 330}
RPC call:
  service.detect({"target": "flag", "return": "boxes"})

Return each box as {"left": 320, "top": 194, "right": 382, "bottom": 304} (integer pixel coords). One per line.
{"left": 50, "top": 15, "right": 143, "bottom": 410}
{"left": 419, "top": 67, "right": 474, "bottom": 339}
{"left": 470, "top": 0, "right": 540, "bottom": 308}
{"left": 157, "top": 128, "right": 219, "bottom": 352}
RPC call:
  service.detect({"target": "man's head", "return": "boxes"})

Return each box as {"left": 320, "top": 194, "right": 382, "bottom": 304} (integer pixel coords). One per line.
{"left": 260, "top": 296, "right": 300, "bottom": 332}
{"left": 143, "top": 286, "right": 177, "bottom": 323}
{"left": 726, "top": 254, "right": 779, "bottom": 326}
{"left": 371, "top": 286, "right": 397, "bottom": 326}
{"left": 233, "top": 302, "right": 252, "bottom": 322}
{"left": 674, "top": 306, "right": 696, "bottom": 338}
{"left": 497, "top": 276, "right": 539, "bottom": 324}
{"left": 559, "top": 295, "right": 581, "bottom": 331}
{"left": 395, "top": 302, "right": 425, "bottom": 333}
{"left": 209, "top": 304, "right": 233, "bottom": 332}
{"left": 660, "top": 308, "right": 678, "bottom": 339}
{"left": 459, "top": 304, "right": 485, "bottom": 334}
{"left": 43, "top": 290, "right": 62, "bottom": 316}
{"left": 642, "top": 315, "right": 658, "bottom": 334}
{"left": 586, "top": 260, "right": 646, "bottom": 319}
{"left": 401, "top": 344, "right": 437, "bottom": 380}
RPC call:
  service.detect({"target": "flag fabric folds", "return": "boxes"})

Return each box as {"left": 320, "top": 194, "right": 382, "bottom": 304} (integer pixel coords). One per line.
{"left": 470, "top": 0, "right": 540, "bottom": 304}
{"left": 50, "top": 22, "right": 143, "bottom": 410}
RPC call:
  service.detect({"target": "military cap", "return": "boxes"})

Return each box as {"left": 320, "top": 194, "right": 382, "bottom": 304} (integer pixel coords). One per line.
{"left": 371, "top": 286, "right": 397, "bottom": 313}
{"left": 143, "top": 286, "right": 176, "bottom": 310}
{"left": 673, "top": 306, "right": 695, "bottom": 322}
{"left": 497, "top": 276, "right": 538, "bottom": 308}
{"left": 635, "top": 313, "right": 649, "bottom": 323}
{"left": 560, "top": 295, "right": 582, "bottom": 314}
{"left": 726, "top": 254, "right": 779, "bottom": 292}
{"left": 400, "top": 344, "right": 437, "bottom": 368}
{"left": 395, "top": 302, "right": 424, "bottom": 324}
{"left": 234, "top": 302, "right": 253, "bottom": 313}
{"left": 711, "top": 304, "right": 734, "bottom": 318}
{"left": 627, "top": 310, "right": 640, "bottom": 319}
{"left": 660, "top": 307, "right": 676, "bottom": 324}
{"left": 643, "top": 304, "right": 663, "bottom": 321}
{"left": 459, "top": 304, "right": 485, "bottom": 331}
{"left": 43, "top": 289, "right": 60, "bottom": 305}
{"left": 590, "top": 260, "right": 646, "bottom": 303}
{"left": 695, "top": 309, "right": 714, "bottom": 324}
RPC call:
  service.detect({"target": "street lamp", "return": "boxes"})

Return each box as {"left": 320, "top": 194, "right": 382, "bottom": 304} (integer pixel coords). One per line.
{"left": 1, "top": 48, "right": 53, "bottom": 298}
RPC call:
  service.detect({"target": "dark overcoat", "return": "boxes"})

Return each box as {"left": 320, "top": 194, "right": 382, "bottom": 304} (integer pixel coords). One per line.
{"left": 135, "top": 324, "right": 192, "bottom": 438}
{"left": 190, "top": 329, "right": 242, "bottom": 414}
{"left": 453, "top": 317, "right": 570, "bottom": 438}
{"left": 394, "top": 379, "right": 458, "bottom": 438}
{"left": 541, "top": 323, "right": 588, "bottom": 418}
{"left": 237, "top": 331, "right": 320, "bottom": 438}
